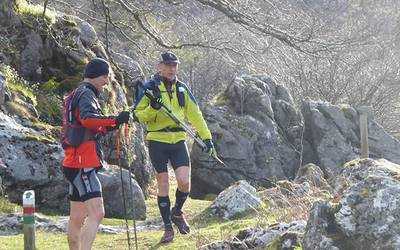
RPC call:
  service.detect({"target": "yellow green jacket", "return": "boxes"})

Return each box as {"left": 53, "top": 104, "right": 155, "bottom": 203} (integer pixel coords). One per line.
{"left": 134, "top": 76, "right": 212, "bottom": 144}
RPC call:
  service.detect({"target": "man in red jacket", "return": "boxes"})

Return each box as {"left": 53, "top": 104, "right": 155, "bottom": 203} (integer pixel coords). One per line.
{"left": 62, "top": 58, "right": 130, "bottom": 250}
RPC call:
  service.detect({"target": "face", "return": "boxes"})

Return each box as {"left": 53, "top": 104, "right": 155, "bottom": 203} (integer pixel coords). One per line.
{"left": 92, "top": 73, "right": 111, "bottom": 92}
{"left": 158, "top": 63, "right": 178, "bottom": 81}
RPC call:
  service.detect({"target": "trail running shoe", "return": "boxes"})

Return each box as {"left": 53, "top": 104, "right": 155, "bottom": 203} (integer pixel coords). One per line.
{"left": 171, "top": 208, "right": 190, "bottom": 234}
{"left": 160, "top": 227, "right": 174, "bottom": 243}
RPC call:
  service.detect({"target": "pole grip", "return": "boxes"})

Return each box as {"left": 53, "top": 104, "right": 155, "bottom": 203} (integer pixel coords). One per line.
{"left": 124, "top": 124, "right": 129, "bottom": 144}
{"left": 116, "top": 128, "right": 121, "bottom": 155}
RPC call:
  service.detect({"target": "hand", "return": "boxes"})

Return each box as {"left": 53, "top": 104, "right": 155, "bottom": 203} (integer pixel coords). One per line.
{"left": 202, "top": 139, "right": 217, "bottom": 157}
{"left": 145, "top": 88, "right": 162, "bottom": 110}
{"left": 150, "top": 97, "right": 162, "bottom": 110}
{"left": 116, "top": 111, "right": 130, "bottom": 126}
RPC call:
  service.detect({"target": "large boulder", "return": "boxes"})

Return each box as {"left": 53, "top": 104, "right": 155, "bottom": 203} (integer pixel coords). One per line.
{"left": 303, "top": 158, "right": 400, "bottom": 249}
{"left": 204, "top": 180, "right": 262, "bottom": 219}
{"left": 99, "top": 165, "right": 146, "bottom": 220}
{"left": 294, "top": 163, "right": 332, "bottom": 191}
{"left": 111, "top": 51, "right": 143, "bottom": 84}
{"left": 20, "top": 31, "right": 43, "bottom": 81}
{"left": 0, "top": 111, "right": 146, "bottom": 219}
{"left": 191, "top": 75, "right": 303, "bottom": 198}
{"left": 302, "top": 101, "right": 400, "bottom": 177}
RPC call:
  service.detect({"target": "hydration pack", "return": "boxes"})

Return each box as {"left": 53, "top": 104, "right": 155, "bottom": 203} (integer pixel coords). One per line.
{"left": 61, "top": 85, "right": 88, "bottom": 148}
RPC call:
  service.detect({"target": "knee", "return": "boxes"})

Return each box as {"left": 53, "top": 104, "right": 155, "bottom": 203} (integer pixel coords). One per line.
{"left": 158, "top": 176, "right": 169, "bottom": 189}
{"left": 177, "top": 179, "right": 190, "bottom": 192}
{"left": 69, "top": 214, "right": 86, "bottom": 229}
{"left": 88, "top": 207, "right": 105, "bottom": 223}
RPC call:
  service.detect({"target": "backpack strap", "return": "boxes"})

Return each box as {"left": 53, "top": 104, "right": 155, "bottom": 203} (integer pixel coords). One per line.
{"left": 67, "top": 85, "right": 87, "bottom": 125}
{"left": 175, "top": 81, "right": 185, "bottom": 108}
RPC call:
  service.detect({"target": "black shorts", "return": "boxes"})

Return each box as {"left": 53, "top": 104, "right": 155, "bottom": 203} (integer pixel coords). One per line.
{"left": 63, "top": 167, "right": 102, "bottom": 202}
{"left": 148, "top": 140, "right": 190, "bottom": 173}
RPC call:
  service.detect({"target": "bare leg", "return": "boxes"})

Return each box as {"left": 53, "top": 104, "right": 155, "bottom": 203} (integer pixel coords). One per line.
{"left": 80, "top": 197, "right": 105, "bottom": 250}
{"left": 67, "top": 201, "right": 88, "bottom": 250}
{"left": 175, "top": 166, "right": 190, "bottom": 193}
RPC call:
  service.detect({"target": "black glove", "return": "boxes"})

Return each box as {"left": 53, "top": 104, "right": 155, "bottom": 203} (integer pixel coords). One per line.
{"left": 202, "top": 139, "right": 216, "bottom": 157}
{"left": 146, "top": 88, "right": 162, "bottom": 110}
{"left": 150, "top": 97, "right": 162, "bottom": 110}
{"left": 115, "top": 111, "right": 130, "bottom": 126}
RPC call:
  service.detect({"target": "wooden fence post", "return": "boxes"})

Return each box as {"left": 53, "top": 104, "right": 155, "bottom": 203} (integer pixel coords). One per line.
{"left": 23, "top": 190, "right": 35, "bottom": 250}
{"left": 359, "top": 106, "right": 371, "bottom": 159}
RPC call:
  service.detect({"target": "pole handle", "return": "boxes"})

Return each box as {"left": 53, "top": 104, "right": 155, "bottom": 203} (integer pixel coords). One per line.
{"left": 116, "top": 128, "right": 121, "bottom": 155}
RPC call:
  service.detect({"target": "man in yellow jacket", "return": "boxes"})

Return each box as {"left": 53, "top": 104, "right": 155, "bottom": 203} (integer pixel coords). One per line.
{"left": 134, "top": 52, "right": 215, "bottom": 243}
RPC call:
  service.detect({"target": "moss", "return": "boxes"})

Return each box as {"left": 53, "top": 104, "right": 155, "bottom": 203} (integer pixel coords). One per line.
{"left": 211, "top": 94, "right": 228, "bottom": 106}
{"left": 24, "top": 133, "right": 55, "bottom": 144}
{"left": 36, "top": 93, "right": 62, "bottom": 125}
{"left": 0, "top": 36, "right": 18, "bottom": 58}
{"left": 0, "top": 64, "right": 38, "bottom": 106}
{"left": 40, "top": 77, "right": 59, "bottom": 93}
{"left": 58, "top": 75, "right": 82, "bottom": 94}
{"left": 360, "top": 188, "right": 369, "bottom": 198}
{"left": 0, "top": 196, "right": 21, "bottom": 213}
{"left": 63, "top": 19, "right": 77, "bottom": 27}
{"left": 5, "top": 101, "right": 37, "bottom": 122}
{"left": 15, "top": 0, "right": 56, "bottom": 24}
{"left": 8, "top": 82, "right": 37, "bottom": 106}
{"left": 203, "top": 193, "right": 218, "bottom": 201}
{"left": 343, "top": 159, "right": 359, "bottom": 168}
{"left": 31, "top": 121, "right": 55, "bottom": 131}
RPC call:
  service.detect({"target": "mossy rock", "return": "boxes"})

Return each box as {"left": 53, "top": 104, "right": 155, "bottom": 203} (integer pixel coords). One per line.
{"left": 5, "top": 100, "right": 38, "bottom": 122}
{"left": 23, "top": 133, "right": 55, "bottom": 144}
{"left": 36, "top": 93, "right": 62, "bottom": 125}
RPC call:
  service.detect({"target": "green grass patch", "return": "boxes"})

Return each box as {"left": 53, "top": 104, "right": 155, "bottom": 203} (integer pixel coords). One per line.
{"left": 0, "top": 196, "right": 21, "bottom": 214}
{"left": 0, "top": 64, "right": 37, "bottom": 107}
{"left": 8, "top": 82, "right": 37, "bottom": 106}
{"left": 0, "top": 169, "right": 279, "bottom": 249}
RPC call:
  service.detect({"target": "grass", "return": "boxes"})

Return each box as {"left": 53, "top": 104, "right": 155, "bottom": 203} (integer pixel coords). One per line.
{"left": 0, "top": 169, "right": 295, "bottom": 249}
{"left": 0, "top": 64, "right": 38, "bottom": 107}
{"left": 0, "top": 196, "right": 21, "bottom": 214}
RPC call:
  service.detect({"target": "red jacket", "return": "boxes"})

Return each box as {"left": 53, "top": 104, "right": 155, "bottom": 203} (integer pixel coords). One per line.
{"left": 62, "top": 82, "right": 116, "bottom": 168}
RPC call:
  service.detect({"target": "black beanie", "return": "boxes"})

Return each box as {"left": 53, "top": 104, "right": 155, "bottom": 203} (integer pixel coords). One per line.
{"left": 84, "top": 58, "right": 110, "bottom": 79}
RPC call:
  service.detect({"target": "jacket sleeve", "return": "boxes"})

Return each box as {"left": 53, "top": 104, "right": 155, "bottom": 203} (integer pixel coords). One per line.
{"left": 133, "top": 87, "right": 160, "bottom": 123}
{"left": 183, "top": 85, "right": 212, "bottom": 140}
{"left": 78, "top": 90, "right": 116, "bottom": 130}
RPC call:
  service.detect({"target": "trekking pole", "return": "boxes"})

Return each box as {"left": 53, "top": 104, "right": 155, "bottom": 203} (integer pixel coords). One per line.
{"left": 116, "top": 128, "right": 132, "bottom": 250}
{"left": 124, "top": 124, "right": 139, "bottom": 250}
{"left": 140, "top": 84, "right": 227, "bottom": 167}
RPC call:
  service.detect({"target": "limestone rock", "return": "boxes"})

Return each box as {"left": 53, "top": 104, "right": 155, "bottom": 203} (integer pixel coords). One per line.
{"left": 302, "top": 101, "right": 400, "bottom": 177}
{"left": 206, "top": 180, "right": 262, "bottom": 219}
{"left": 0, "top": 72, "right": 10, "bottom": 106}
{"left": 303, "top": 159, "right": 400, "bottom": 250}
{"left": 200, "top": 220, "right": 306, "bottom": 250}
{"left": 191, "top": 75, "right": 303, "bottom": 198}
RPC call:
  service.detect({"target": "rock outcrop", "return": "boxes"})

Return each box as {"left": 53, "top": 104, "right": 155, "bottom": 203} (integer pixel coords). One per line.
{"left": 204, "top": 180, "right": 262, "bottom": 219}
{"left": 191, "top": 76, "right": 400, "bottom": 199}
{"left": 200, "top": 220, "right": 306, "bottom": 250}
{"left": 303, "top": 158, "right": 400, "bottom": 249}
{"left": 0, "top": 0, "right": 153, "bottom": 198}
{"left": 0, "top": 111, "right": 146, "bottom": 219}
{"left": 191, "top": 75, "right": 303, "bottom": 198}
{"left": 302, "top": 101, "right": 400, "bottom": 177}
